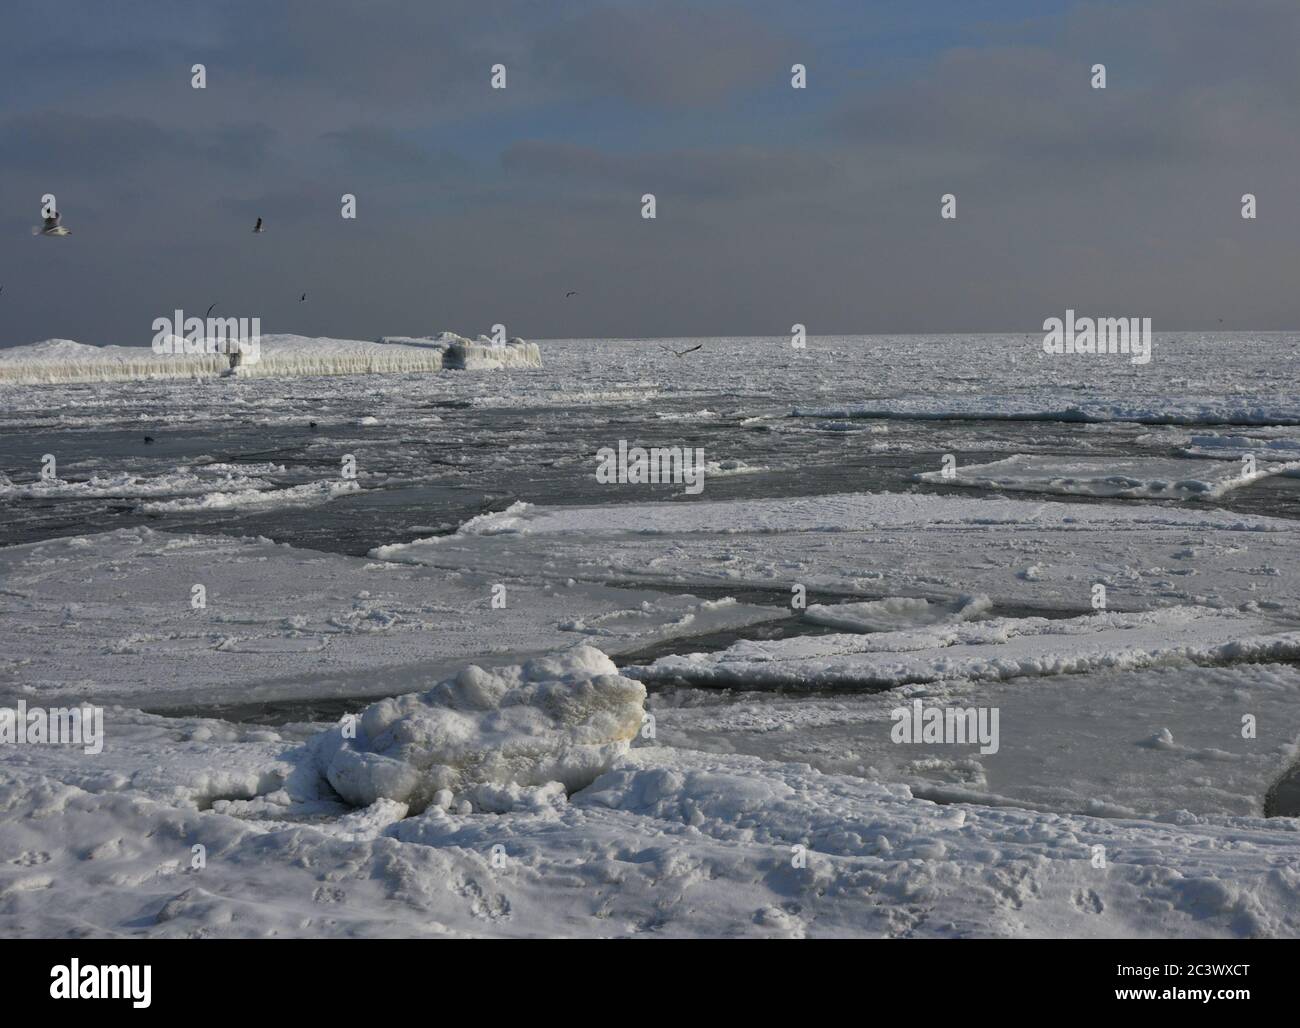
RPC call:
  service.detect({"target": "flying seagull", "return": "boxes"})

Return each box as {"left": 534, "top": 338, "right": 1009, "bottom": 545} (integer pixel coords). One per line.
{"left": 565, "top": 290, "right": 578, "bottom": 298}
{"left": 659, "top": 343, "right": 704, "bottom": 358}
{"left": 299, "top": 293, "right": 306, "bottom": 302}
{"left": 253, "top": 217, "right": 264, "bottom": 233}
{"left": 33, "top": 211, "right": 70, "bottom": 237}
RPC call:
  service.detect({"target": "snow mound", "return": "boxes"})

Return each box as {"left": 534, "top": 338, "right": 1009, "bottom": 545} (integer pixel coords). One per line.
{"left": 314, "top": 645, "right": 646, "bottom": 812}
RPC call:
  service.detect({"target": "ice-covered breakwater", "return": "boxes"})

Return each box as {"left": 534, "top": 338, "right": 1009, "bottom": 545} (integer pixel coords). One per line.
{"left": 0, "top": 332, "right": 541, "bottom": 385}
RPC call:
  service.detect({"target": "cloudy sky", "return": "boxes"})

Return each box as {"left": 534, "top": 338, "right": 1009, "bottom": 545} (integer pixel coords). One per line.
{"left": 1, "top": 0, "right": 1296, "bottom": 346}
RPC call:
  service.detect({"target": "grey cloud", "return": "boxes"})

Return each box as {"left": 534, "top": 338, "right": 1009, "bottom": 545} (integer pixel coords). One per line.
{"left": 535, "top": 3, "right": 787, "bottom": 108}
{"left": 501, "top": 140, "right": 834, "bottom": 199}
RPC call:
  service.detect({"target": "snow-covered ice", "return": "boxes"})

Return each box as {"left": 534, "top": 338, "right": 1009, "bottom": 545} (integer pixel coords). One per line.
{"left": 627, "top": 606, "right": 1300, "bottom": 690}
{"left": 0, "top": 528, "right": 774, "bottom": 709}
{"left": 4, "top": 333, "right": 1300, "bottom": 938}
{"left": 375, "top": 491, "right": 1300, "bottom": 612}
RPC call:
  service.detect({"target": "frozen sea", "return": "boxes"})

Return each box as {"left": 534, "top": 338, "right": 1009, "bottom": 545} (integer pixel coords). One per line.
{"left": 3, "top": 332, "right": 1300, "bottom": 938}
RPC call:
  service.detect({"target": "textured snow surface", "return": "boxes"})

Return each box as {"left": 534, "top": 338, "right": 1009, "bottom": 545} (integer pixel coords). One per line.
{"left": 3, "top": 723, "right": 1300, "bottom": 938}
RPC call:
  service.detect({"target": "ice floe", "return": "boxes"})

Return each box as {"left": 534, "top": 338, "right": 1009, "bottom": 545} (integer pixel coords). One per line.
{"left": 916, "top": 454, "right": 1300, "bottom": 500}
{"left": 374, "top": 491, "right": 1300, "bottom": 613}
{"left": 625, "top": 606, "right": 1300, "bottom": 690}
{"left": 648, "top": 661, "right": 1300, "bottom": 820}
{"left": 0, "top": 528, "right": 773, "bottom": 708}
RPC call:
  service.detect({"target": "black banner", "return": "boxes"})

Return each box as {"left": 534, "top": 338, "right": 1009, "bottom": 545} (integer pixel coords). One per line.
{"left": 0, "top": 939, "right": 1285, "bottom": 1014}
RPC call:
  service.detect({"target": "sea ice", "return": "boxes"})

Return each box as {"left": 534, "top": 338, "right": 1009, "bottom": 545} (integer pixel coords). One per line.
{"left": 626, "top": 606, "right": 1300, "bottom": 690}
{"left": 915, "top": 454, "right": 1300, "bottom": 500}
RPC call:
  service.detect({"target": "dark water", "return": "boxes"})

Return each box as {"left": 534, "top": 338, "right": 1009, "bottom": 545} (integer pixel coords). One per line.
{"left": 5, "top": 401, "right": 1299, "bottom": 555}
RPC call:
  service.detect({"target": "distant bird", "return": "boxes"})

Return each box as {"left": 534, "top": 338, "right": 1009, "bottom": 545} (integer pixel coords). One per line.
{"left": 565, "top": 290, "right": 578, "bottom": 298}
{"left": 253, "top": 217, "right": 264, "bottom": 233}
{"left": 659, "top": 343, "right": 704, "bottom": 358}
{"left": 299, "top": 293, "right": 306, "bottom": 302}
{"left": 33, "top": 211, "right": 70, "bottom": 237}
{"left": 143, "top": 435, "right": 154, "bottom": 444}
{"left": 206, "top": 303, "right": 217, "bottom": 318}
{"left": 308, "top": 421, "right": 318, "bottom": 430}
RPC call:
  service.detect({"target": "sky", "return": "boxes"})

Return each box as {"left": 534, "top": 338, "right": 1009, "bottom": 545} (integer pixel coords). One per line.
{"left": 1, "top": 0, "right": 1296, "bottom": 346}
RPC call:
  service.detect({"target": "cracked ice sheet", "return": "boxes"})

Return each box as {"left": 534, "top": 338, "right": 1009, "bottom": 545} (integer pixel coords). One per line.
{"left": 3, "top": 725, "right": 1300, "bottom": 938}
{"left": 647, "top": 661, "right": 1300, "bottom": 820}
{"left": 371, "top": 491, "right": 1300, "bottom": 614}
{"left": 0, "top": 527, "right": 774, "bottom": 709}
{"left": 916, "top": 454, "right": 1300, "bottom": 500}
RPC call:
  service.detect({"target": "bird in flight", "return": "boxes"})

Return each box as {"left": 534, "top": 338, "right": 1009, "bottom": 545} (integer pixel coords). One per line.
{"left": 565, "top": 290, "right": 578, "bottom": 298}
{"left": 253, "top": 217, "right": 264, "bottom": 233}
{"left": 206, "top": 303, "right": 217, "bottom": 318}
{"left": 659, "top": 343, "right": 703, "bottom": 358}
{"left": 299, "top": 293, "right": 307, "bottom": 302}
{"left": 33, "top": 211, "right": 70, "bottom": 237}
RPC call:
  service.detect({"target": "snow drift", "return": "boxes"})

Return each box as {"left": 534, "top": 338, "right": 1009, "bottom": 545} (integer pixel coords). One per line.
{"left": 314, "top": 646, "right": 646, "bottom": 812}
